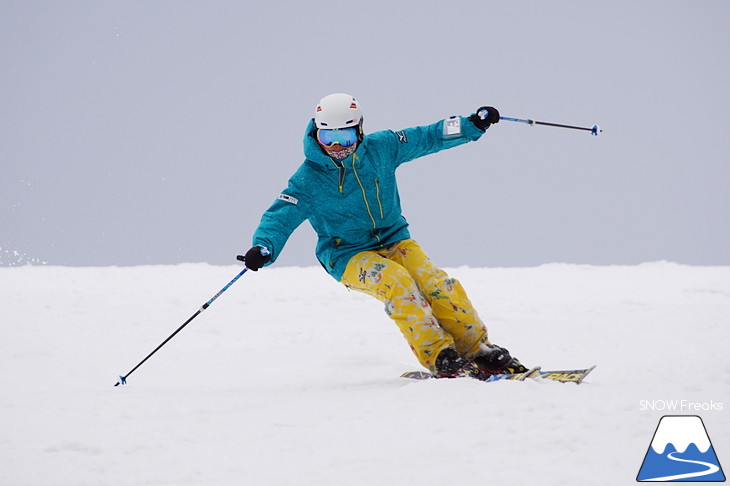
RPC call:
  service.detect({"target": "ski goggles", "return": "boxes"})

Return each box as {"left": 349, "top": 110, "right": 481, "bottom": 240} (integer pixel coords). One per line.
{"left": 316, "top": 127, "right": 359, "bottom": 148}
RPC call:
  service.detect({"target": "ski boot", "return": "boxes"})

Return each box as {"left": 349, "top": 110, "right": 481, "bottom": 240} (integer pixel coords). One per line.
{"left": 435, "top": 347, "right": 491, "bottom": 380}
{"left": 472, "top": 344, "right": 528, "bottom": 375}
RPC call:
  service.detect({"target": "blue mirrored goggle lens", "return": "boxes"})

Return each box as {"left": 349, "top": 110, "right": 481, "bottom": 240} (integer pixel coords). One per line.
{"left": 317, "top": 127, "right": 359, "bottom": 147}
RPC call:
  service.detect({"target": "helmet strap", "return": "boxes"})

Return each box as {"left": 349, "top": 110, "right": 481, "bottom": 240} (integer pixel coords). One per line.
{"left": 357, "top": 119, "right": 364, "bottom": 142}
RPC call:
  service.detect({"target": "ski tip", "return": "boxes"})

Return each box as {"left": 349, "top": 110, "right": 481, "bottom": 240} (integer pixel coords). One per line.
{"left": 576, "top": 365, "right": 597, "bottom": 384}
{"left": 401, "top": 371, "right": 434, "bottom": 380}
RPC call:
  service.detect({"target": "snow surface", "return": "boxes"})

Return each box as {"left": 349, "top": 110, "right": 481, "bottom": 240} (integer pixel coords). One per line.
{"left": 1, "top": 262, "right": 728, "bottom": 485}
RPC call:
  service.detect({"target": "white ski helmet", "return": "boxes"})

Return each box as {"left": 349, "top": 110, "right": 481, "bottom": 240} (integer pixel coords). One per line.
{"left": 314, "top": 93, "right": 363, "bottom": 129}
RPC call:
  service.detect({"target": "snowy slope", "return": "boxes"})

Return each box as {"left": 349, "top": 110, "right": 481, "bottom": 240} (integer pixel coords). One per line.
{"left": 1, "top": 263, "right": 728, "bottom": 485}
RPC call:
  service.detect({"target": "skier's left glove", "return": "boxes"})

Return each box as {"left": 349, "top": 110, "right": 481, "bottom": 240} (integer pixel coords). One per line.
{"left": 469, "top": 106, "right": 500, "bottom": 131}
{"left": 237, "top": 246, "right": 271, "bottom": 271}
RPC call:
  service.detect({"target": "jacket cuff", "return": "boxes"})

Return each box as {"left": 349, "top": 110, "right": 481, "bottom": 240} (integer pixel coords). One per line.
{"left": 462, "top": 115, "right": 487, "bottom": 141}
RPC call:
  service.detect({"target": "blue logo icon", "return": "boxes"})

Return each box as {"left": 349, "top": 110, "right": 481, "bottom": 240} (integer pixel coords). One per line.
{"left": 637, "top": 415, "right": 725, "bottom": 482}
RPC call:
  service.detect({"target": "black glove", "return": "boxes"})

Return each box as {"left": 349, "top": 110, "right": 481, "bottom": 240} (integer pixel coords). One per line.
{"left": 236, "top": 246, "right": 271, "bottom": 271}
{"left": 469, "top": 106, "right": 500, "bottom": 131}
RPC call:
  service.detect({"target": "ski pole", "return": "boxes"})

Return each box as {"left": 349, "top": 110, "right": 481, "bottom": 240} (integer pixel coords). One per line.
{"left": 114, "top": 263, "right": 255, "bottom": 386}
{"left": 500, "top": 116, "right": 601, "bottom": 136}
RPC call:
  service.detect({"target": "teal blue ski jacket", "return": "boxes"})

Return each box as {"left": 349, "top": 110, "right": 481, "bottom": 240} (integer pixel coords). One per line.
{"left": 252, "top": 115, "right": 485, "bottom": 281}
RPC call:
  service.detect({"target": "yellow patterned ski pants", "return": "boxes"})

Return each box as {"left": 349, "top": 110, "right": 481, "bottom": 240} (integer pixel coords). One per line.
{"left": 340, "top": 239, "right": 490, "bottom": 372}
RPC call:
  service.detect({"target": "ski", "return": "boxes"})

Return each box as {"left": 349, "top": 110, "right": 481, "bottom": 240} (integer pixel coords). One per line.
{"left": 485, "top": 366, "right": 542, "bottom": 382}
{"left": 532, "top": 365, "right": 596, "bottom": 384}
{"left": 401, "top": 365, "right": 595, "bottom": 384}
{"left": 400, "top": 366, "right": 540, "bottom": 382}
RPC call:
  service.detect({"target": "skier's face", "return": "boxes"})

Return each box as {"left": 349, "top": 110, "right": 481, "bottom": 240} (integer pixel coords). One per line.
{"left": 324, "top": 143, "right": 350, "bottom": 155}
{"left": 322, "top": 141, "right": 358, "bottom": 160}
{"left": 317, "top": 127, "right": 359, "bottom": 160}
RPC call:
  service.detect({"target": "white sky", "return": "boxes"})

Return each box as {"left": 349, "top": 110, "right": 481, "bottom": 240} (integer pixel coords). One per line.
{"left": 2, "top": 1, "right": 729, "bottom": 267}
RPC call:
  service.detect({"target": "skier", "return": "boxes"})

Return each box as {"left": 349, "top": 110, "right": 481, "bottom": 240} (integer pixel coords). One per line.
{"left": 240, "top": 93, "right": 527, "bottom": 380}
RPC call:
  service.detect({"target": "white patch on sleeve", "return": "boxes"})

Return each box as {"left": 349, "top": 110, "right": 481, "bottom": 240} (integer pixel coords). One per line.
{"left": 278, "top": 194, "right": 298, "bottom": 205}
{"left": 443, "top": 116, "right": 462, "bottom": 139}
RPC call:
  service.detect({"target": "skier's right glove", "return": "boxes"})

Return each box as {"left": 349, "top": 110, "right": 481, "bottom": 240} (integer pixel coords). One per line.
{"left": 469, "top": 106, "right": 500, "bottom": 131}
{"left": 237, "top": 246, "right": 271, "bottom": 271}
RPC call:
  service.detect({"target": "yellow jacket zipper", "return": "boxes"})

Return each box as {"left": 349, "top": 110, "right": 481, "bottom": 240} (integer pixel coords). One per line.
{"left": 374, "top": 178, "right": 384, "bottom": 218}
{"left": 330, "top": 158, "right": 346, "bottom": 193}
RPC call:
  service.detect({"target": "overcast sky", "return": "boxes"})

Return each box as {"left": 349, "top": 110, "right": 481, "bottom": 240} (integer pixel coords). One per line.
{"left": 2, "top": 1, "right": 729, "bottom": 267}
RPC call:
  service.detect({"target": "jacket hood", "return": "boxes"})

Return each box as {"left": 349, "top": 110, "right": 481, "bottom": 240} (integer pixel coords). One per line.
{"left": 303, "top": 118, "right": 363, "bottom": 168}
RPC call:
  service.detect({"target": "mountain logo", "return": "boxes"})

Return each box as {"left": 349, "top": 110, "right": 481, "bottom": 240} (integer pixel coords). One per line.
{"left": 637, "top": 415, "right": 725, "bottom": 482}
